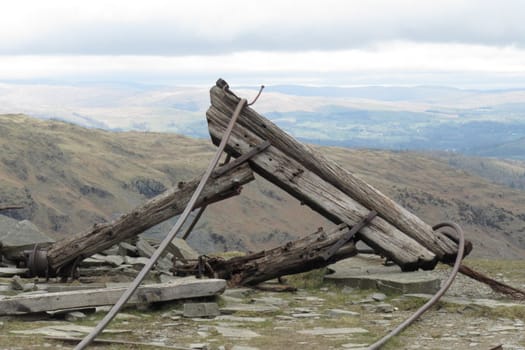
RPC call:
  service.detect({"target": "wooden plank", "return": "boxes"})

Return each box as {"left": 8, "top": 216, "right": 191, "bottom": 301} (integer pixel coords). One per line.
{"left": 210, "top": 82, "right": 460, "bottom": 262}
{"left": 207, "top": 113, "right": 437, "bottom": 270}
{"left": 46, "top": 337, "right": 191, "bottom": 349}
{"left": 46, "top": 163, "right": 254, "bottom": 273}
{"left": 0, "top": 277, "right": 226, "bottom": 315}
{"left": 175, "top": 224, "right": 360, "bottom": 285}
{"left": 0, "top": 267, "right": 29, "bottom": 277}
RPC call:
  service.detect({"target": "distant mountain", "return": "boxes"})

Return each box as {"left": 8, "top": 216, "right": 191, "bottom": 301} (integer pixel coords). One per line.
{"left": 470, "top": 137, "right": 525, "bottom": 159}
{"left": 2, "top": 82, "right": 525, "bottom": 157}
{"left": 432, "top": 152, "right": 525, "bottom": 187}
{"left": 265, "top": 85, "right": 474, "bottom": 102}
{"left": 1, "top": 114, "right": 525, "bottom": 259}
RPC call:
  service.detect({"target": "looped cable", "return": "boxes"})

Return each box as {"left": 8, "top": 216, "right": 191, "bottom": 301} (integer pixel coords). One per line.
{"left": 248, "top": 85, "right": 265, "bottom": 106}
{"left": 366, "top": 221, "right": 465, "bottom": 350}
{"left": 221, "top": 81, "right": 264, "bottom": 106}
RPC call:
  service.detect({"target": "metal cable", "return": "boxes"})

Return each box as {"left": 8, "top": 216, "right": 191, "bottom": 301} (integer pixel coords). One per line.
{"left": 248, "top": 85, "right": 265, "bottom": 106}
{"left": 74, "top": 96, "right": 248, "bottom": 350}
{"left": 366, "top": 221, "right": 465, "bottom": 350}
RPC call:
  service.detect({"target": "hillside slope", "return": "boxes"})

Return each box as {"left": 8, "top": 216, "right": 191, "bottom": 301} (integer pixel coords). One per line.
{"left": 1, "top": 114, "right": 524, "bottom": 259}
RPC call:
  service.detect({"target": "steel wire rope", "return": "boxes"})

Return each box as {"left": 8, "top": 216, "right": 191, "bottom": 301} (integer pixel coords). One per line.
{"left": 366, "top": 222, "right": 465, "bottom": 350}
{"left": 74, "top": 84, "right": 263, "bottom": 349}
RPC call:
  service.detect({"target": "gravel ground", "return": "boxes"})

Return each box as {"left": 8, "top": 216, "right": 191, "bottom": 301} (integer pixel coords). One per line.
{"left": 433, "top": 266, "right": 525, "bottom": 303}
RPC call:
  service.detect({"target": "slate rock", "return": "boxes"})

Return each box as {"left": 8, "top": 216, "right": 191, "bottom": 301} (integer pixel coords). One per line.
{"left": 297, "top": 327, "right": 369, "bottom": 336}
{"left": 124, "top": 256, "right": 150, "bottom": 266}
{"left": 327, "top": 308, "right": 360, "bottom": 318}
{"left": 0, "top": 216, "right": 54, "bottom": 249}
{"left": 375, "top": 303, "right": 394, "bottom": 313}
{"left": 183, "top": 302, "right": 220, "bottom": 318}
{"left": 220, "top": 304, "right": 279, "bottom": 314}
{"left": 10, "top": 275, "right": 35, "bottom": 291}
{"left": 65, "top": 311, "right": 86, "bottom": 322}
{"left": 214, "top": 326, "right": 260, "bottom": 338}
{"left": 370, "top": 293, "right": 387, "bottom": 301}
{"left": 223, "top": 288, "right": 252, "bottom": 299}
{"left": 216, "top": 315, "right": 266, "bottom": 323}
{"left": 171, "top": 238, "right": 199, "bottom": 260}
{"left": 252, "top": 296, "right": 287, "bottom": 306}
{"left": 10, "top": 275, "right": 25, "bottom": 290}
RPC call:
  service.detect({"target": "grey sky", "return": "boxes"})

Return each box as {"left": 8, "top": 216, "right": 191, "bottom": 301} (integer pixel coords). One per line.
{"left": 1, "top": 0, "right": 524, "bottom": 87}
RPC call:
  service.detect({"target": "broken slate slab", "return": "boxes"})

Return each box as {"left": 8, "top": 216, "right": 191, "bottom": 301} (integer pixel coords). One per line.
{"left": 326, "top": 309, "right": 360, "bottom": 318}
{"left": 220, "top": 304, "right": 280, "bottom": 314}
{"left": 11, "top": 324, "right": 131, "bottom": 338}
{"left": 136, "top": 238, "right": 173, "bottom": 271}
{"left": 374, "top": 303, "right": 394, "bottom": 313}
{"left": 82, "top": 254, "right": 124, "bottom": 267}
{"left": 216, "top": 315, "right": 266, "bottom": 323}
{"left": 214, "top": 326, "right": 260, "bottom": 338}
{"left": 10, "top": 275, "right": 35, "bottom": 291}
{"left": 223, "top": 288, "right": 253, "bottom": 299}
{"left": 0, "top": 216, "right": 54, "bottom": 251}
{"left": 183, "top": 302, "right": 220, "bottom": 318}
{"left": 252, "top": 296, "right": 288, "bottom": 306}
{"left": 124, "top": 256, "right": 150, "bottom": 266}
{"left": 325, "top": 254, "right": 441, "bottom": 294}
{"left": 297, "top": 327, "right": 369, "bottom": 336}
{"left": 170, "top": 238, "right": 199, "bottom": 261}
{"left": 0, "top": 277, "right": 226, "bottom": 315}
{"left": 370, "top": 293, "right": 387, "bottom": 301}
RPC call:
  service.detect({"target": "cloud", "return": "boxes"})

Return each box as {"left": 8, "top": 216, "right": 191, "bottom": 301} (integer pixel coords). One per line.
{"left": 1, "top": 42, "right": 525, "bottom": 88}
{"left": 1, "top": 0, "right": 525, "bottom": 55}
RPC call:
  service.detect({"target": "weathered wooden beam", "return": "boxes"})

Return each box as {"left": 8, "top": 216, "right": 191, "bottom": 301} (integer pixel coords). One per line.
{"left": 46, "top": 163, "right": 254, "bottom": 273}
{"left": 46, "top": 337, "right": 191, "bottom": 349}
{"left": 174, "top": 225, "right": 360, "bottom": 286}
{"left": 0, "top": 277, "right": 226, "bottom": 315}
{"left": 210, "top": 81, "right": 461, "bottom": 262}
{"left": 207, "top": 109, "right": 437, "bottom": 270}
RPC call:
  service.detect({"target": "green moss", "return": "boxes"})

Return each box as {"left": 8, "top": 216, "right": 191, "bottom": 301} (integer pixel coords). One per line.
{"left": 286, "top": 268, "right": 328, "bottom": 290}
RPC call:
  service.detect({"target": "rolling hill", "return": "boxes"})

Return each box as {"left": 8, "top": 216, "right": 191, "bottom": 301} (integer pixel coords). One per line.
{"left": 2, "top": 82, "right": 525, "bottom": 158}
{"left": 1, "top": 114, "right": 525, "bottom": 259}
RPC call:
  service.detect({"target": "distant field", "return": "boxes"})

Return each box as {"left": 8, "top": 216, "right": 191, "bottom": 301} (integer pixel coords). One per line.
{"left": 1, "top": 82, "right": 525, "bottom": 158}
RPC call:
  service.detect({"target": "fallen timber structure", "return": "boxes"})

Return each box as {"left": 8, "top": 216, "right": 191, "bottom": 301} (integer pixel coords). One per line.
{"left": 8, "top": 79, "right": 470, "bottom": 281}
{"left": 3, "top": 80, "right": 525, "bottom": 350}
{"left": 173, "top": 224, "right": 363, "bottom": 286}
{"left": 21, "top": 163, "right": 254, "bottom": 277}
{"left": 0, "top": 277, "right": 225, "bottom": 315}
{"left": 206, "top": 79, "right": 464, "bottom": 271}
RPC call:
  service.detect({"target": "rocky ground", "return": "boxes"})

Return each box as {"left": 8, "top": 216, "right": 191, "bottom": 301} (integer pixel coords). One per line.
{"left": 1, "top": 257, "right": 525, "bottom": 350}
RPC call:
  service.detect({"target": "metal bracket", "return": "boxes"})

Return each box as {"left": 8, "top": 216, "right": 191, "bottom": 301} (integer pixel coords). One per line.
{"left": 212, "top": 140, "right": 271, "bottom": 178}
{"left": 319, "top": 210, "right": 378, "bottom": 261}
{"left": 25, "top": 244, "right": 50, "bottom": 278}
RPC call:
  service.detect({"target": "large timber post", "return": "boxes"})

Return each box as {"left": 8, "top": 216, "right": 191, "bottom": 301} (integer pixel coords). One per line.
{"left": 206, "top": 79, "right": 466, "bottom": 271}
